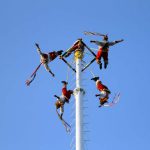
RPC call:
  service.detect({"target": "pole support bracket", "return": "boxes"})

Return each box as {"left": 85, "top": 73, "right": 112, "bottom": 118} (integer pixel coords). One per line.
{"left": 74, "top": 88, "right": 85, "bottom": 95}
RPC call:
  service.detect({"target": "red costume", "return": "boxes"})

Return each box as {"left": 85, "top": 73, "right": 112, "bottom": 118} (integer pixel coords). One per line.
{"left": 49, "top": 51, "right": 59, "bottom": 61}
{"left": 63, "top": 39, "right": 84, "bottom": 57}
{"left": 91, "top": 77, "right": 111, "bottom": 107}
{"left": 96, "top": 48, "right": 108, "bottom": 63}
{"left": 62, "top": 87, "right": 73, "bottom": 102}
{"left": 71, "top": 40, "right": 84, "bottom": 51}
{"left": 91, "top": 38, "right": 123, "bottom": 68}
{"left": 96, "top": 80, "right": 109, "bottom": 92}
{"left": 40, "top": 51, "right": 59, "bottom": 63}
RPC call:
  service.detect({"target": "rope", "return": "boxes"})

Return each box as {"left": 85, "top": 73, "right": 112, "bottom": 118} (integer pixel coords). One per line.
{"left": 66, "top": 65, "right": 70, "bottom": 82}
{"left": 83, "top": 51, "right": 93, "bottom": 56}
{"left": 66, "top": 59, "right": 75, "bottom": 82}
{"left": 81, "top": 60, "right": 95, "bottom": 78}
{"left": 26, "top": 63, "right": 42, "bottom": 86}
{"left": 90, "top": 48, "right": 98, "bottom": 51}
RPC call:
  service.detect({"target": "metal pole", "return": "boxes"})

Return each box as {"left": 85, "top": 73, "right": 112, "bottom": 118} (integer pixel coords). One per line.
{"left": 74, "top": 50, "right": 85, "bottom": 150}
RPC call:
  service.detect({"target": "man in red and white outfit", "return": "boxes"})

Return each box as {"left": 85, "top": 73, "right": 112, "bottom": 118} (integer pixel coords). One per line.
{"left": 61, "top": 38, "right": 85, "bottom": 58}
{"left": 91, "top": 76, "right": 111, "bottom": 107}
{"left": 36, "top": 43, "right": 63, "bottom": 77}
{"left": 90, "top": 35, "right": 123, "bottom": 69}
{"left": 55, "top": 81, "right": 73, "bottom": 119}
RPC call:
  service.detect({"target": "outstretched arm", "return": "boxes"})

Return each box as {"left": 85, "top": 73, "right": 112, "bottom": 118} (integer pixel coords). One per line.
{"left": 43, "top": 64, "right": 55, "bottom": 77}
{"left": 54, "top": 95, "right": 60, "bottom": 99}
{"left": 35, "top": 43, "right": 42, "bottom": 55}
{"left": 115, "top": 39, "right": 124, "bottom": 43}
{"left": 109, "top": 39, "right": 124, "bottom": 46}
{"left": 95, "top": 94, "right": 101, "bottom": 97}
{"left": 90, "top": 40, "right": 105, "bottom": 46}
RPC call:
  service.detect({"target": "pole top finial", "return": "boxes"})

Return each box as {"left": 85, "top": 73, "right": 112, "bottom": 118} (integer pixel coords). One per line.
{"left": 74, "top": 50, "right": 84, "bottom": 60}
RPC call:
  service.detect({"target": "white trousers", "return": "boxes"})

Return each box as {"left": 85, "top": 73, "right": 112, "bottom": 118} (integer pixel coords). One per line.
{"left": 100, "top": 91, "right": 107, "bottom": 98}
{"left": 37, "top": 48, "right": 51, "bottom": 72}
{"left": 59, "top": 95, "right": 66, "bottom": 114}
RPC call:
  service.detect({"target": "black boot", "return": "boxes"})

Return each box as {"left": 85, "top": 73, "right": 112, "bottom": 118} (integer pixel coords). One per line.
{"left": 104, "top": 63, "right": 108, "bottom": 69}
{"left": 100, "top": 63, "right": 102, "bottom": 69}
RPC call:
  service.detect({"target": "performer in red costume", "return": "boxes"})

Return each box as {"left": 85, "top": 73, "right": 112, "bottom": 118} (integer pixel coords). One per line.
{"left": 91, "top": 76, "right": 111, "bottom": 107}
{"left": 36, "top": 43, "right": 63, "bottom": 76}
{"left": 61, "top": 38, "right": 85, "bottom": 58}
{"left": 26, "top": 44, "right": 63, "bottom": 86}
{"left": 55, "top": 81, "right": 73, "bottom": 119}
{"left": 90, "top": 35, "right": 123, "bottom": 69}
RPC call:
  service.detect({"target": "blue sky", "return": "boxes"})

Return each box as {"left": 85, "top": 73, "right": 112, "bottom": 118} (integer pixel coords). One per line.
{"left": 0, "top": 0, "right": 150, "bottom": 150}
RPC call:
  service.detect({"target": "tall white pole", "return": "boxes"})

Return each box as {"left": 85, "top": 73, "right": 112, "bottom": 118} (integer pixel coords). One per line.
{"left": 75, "top": 50, "right": 84, "bottom": 150}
